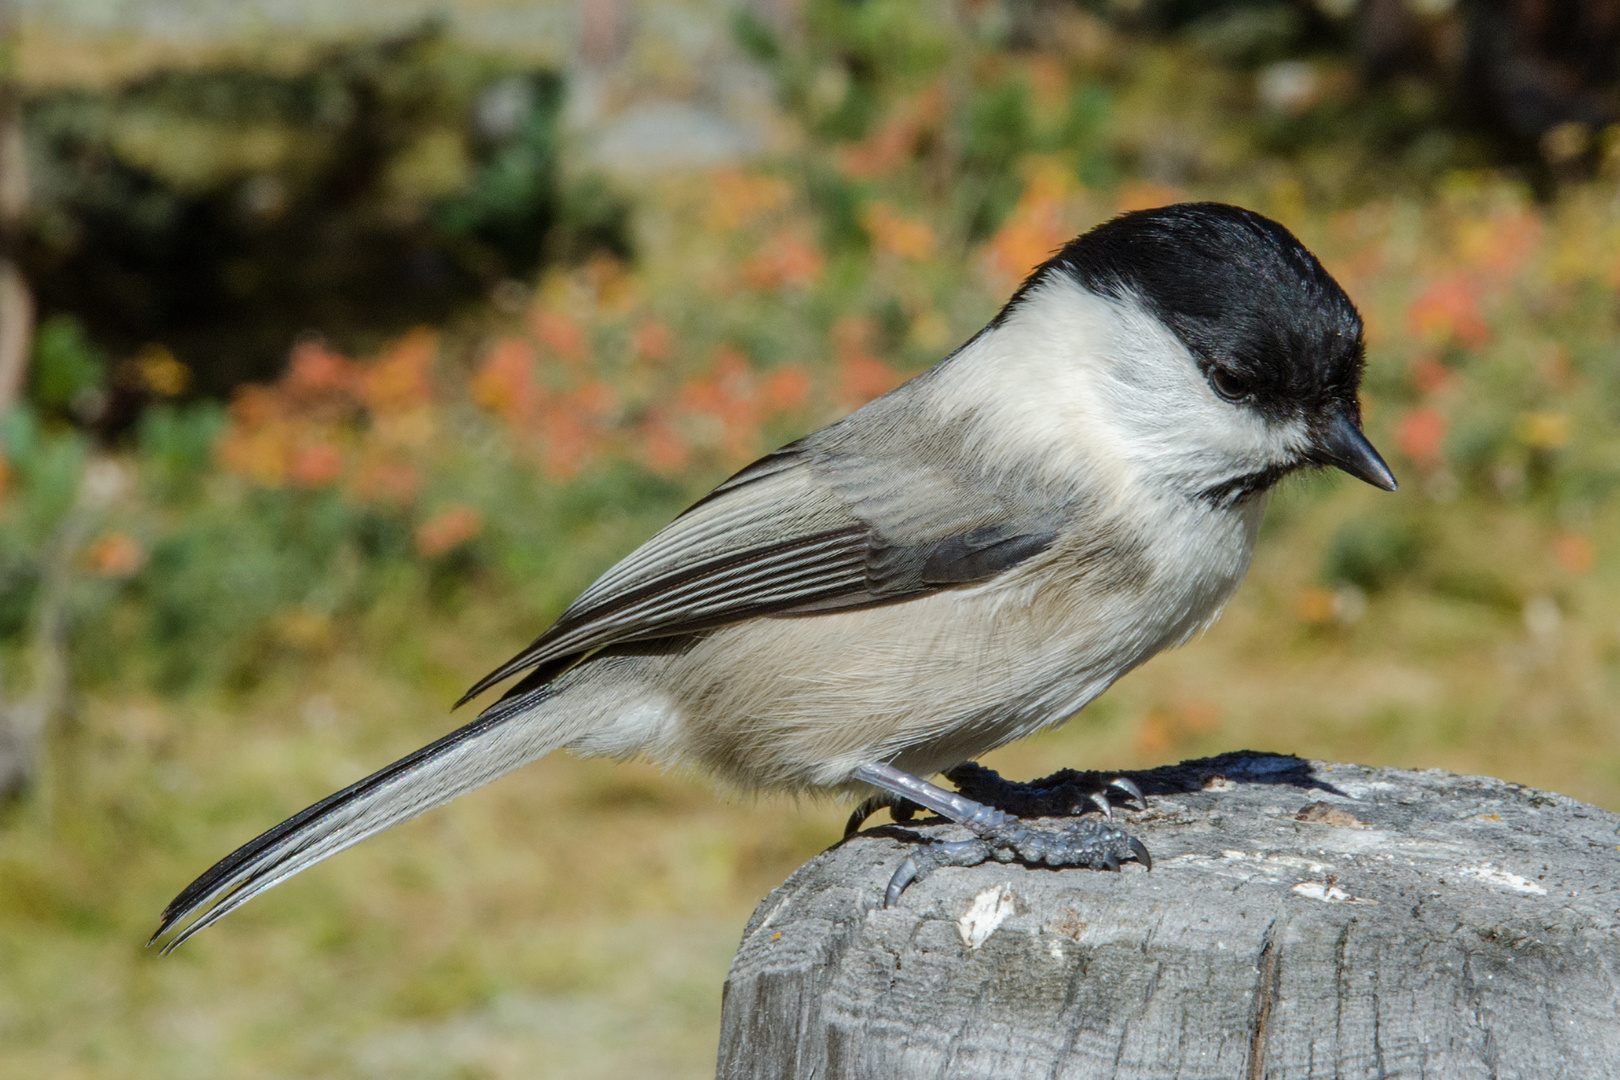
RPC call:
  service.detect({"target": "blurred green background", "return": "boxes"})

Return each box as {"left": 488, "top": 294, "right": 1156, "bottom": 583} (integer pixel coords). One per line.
{"left": 4, "top": 0, "right": 1620, "bottom": 1076}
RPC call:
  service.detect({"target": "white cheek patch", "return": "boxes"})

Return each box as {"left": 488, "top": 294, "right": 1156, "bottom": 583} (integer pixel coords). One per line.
{"left": 925, "top": 275, "right": 1313, "bottom": 499}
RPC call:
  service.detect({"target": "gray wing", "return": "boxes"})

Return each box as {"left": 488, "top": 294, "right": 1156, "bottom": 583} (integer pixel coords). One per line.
{"left": 457, "top": 427, "right": 1068, "bottom": 706}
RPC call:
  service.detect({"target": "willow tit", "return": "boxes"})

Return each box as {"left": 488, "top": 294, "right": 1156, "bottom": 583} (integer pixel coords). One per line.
{"left": 153, "top": 202, "right": 1396, "bottom": 949}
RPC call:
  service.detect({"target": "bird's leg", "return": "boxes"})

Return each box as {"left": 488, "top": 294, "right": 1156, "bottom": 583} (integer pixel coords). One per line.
{"left": 943, "top": 762, "right": 1146, "bottom": 820}
{"left": 851, "top": 762, "right": 1150, "bottom": 907}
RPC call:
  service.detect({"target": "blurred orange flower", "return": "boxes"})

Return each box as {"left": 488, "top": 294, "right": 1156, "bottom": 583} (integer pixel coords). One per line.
{"left": 1293, "top": 587, "right": 1337, "bottom": 623}
{"left": 1455, "top": 209, "right": 1541, "bottom": 276}
{"left": 1023, "top": 55, "right": 1069, "bottom": 113}
{"left": 530, "top": 309, "right": 588, "bottom": 364}
{"left": 229, "top": 384, "right": 283, "bottom": 429}
{"left": 360, "top": 328, "right": 437, "bottom": 416}
{"left": 762, "top": 366, "right": 812, "bottom": 412}
{"left": 640, "top": 416, "right": 690, "bottom": 475}
{"left": 136, "top": 344, "right": 191, "bottom": 397}
{"left": 832, "top": 318, "right": 900, "bottom": 408}
{"left": 218, "top": 413, "right": 293, "bottom": 486}
{"left": 349, "top": 458, "right": 420, "bottom": 504}
{"left": 584, "top": 253, "right": 636, "bottom": 310}
{"left": 838, "top": 356, "right": 900, "bottom": 408}
{"left": 862, "top": 202, "right": 936, "bottom": 261}
{"left": 1133, "top": 700, "right": 1219, "bottom": 759}
{"left": 1553, "top": 534, "right": 1594, "bottom": 573}
{"left": 290, "top": 443, "right": 344, "bottom": 488}
{"left": 472, "top": 337, "right": 538, "bottom": 424}
{"left": 1409, "top": 277, "right": 1489, "bottom": 349}
{"left": 415, "top": 505, "right": 483, "bottom": 558}
{"left": 984, "top": 161, "right": 1077, "bottom": 283}
{"left": 1133, "top": 709, "right": 1174, "bottom": 758}
{"left": 838, "top": 83, "right": 944, "bottom": 180}
{"left": 1115, "top": 180, "right": 1184, "bottom": 213}
{"left": 538, "top": 410, "right": 590, "bottom": 477}
{"left": 284, "top": 339, "right": 356, "bottom": 399}
{"left": 1410, "top": 356, "right": 1453, "bottom": 395}
{"left": 707, "top": 168, "right": 793, "bottom": 230}
{"left": 544, "top": 382, "right": 618, "bottom": 476}
{"left": 676, "top": 347, "right": 764, "bottom": 459}
{"left": 1395, "top": 406, "right": 1447, "bottom": 466}
{"left": 742, "top": 227, "right": 824, "bottom": 292}
{"left": 633, "top": 320, "right": 675, "bottom": 363}
{"left": 87, "top": 533, "right": 146, "bottom": 578}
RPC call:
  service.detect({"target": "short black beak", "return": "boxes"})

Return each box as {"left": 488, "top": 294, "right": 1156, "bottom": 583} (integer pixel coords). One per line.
{"left": 1311, "top": 411, "right": 1398, "bottom": 491}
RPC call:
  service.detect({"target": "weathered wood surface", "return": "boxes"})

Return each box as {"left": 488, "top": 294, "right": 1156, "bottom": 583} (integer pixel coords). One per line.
{"left": 718, "top": 752, "right": 1620, "bottom": 1079}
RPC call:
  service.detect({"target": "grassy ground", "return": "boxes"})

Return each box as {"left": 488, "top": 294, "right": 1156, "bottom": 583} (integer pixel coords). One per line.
{"left": 5, "top": 467, "right": 1620, "bottom": 1079}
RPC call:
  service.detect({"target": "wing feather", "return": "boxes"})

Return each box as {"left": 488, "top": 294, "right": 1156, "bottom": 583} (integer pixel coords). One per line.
{"left": 458, "top": 425, "right": 1071, "bottom": 707}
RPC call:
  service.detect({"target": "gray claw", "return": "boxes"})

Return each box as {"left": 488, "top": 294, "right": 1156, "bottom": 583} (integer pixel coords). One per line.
{"left": 885, "top": 856, "right": 921, "bottom": 907}
{"left": 1109, "top": 776, "right": 1145, "bottom": 808}
{"left": 1129, "top": 836, "right": 1153, "bottom": 871}
{"left": 1089, "top": 791, "right": 1113, "bottom": 819}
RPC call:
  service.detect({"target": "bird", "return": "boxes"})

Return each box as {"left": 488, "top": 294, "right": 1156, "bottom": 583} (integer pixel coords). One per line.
{"left": 151, "top": 202, "right": 1396, "bottom": 951}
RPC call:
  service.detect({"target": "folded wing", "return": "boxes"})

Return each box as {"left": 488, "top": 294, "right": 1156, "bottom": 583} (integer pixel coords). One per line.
{"left": 458, "top": 433, "right": 1068, "bottom": 706}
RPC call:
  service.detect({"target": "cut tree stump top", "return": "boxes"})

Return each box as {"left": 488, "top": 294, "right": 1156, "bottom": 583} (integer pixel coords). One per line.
{"left": 717, "top": 752, "right": 1620, "bottom": 1080}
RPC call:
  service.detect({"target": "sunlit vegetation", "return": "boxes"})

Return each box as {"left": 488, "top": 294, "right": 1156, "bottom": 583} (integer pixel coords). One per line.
{"left": 5, "top": 3, "right": 1620, "bottom": 1077}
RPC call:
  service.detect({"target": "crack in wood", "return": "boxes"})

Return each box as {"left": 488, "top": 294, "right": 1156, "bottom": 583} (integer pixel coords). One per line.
{"left": 1246, "top": 918, "right": 1283, "bottom": 1080}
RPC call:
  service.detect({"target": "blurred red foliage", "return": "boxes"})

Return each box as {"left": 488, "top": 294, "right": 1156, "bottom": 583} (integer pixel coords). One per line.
{"left": 832, "top": 318, "right": 901, "bottom": 409}
{"left": 217, "top": 329, "right": 440, "bottom": 502}
{"left": 838, "top": 83, "right": 945, "bottom": 180}
{"left": 1396, "top": 406, "right": 1448, "bottom": 467}
{"left": 86, "top": 532, "right": 147, "bottom": 578}
{"left": 1409, "top": 277, "right": 1489, "bottom": 349}
{"left": 742, "top": 227, "right": 824, "bottom": 292}
{"left": 1553, "top": 533, "right": 1594, "bottom": 573}
{"left": 863, "top": 202, "right": 937, "bottom": 261}
{"left": 984, "top": 163, "right": 1078, "bottom": 284}
{"left": 416, "top": 505, "right": 483, "bottom": 558}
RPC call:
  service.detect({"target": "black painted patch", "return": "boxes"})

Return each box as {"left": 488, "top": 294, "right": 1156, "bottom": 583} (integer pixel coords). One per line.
{"left": 1000, "top": 203, "right": 1366, "bottom": 427}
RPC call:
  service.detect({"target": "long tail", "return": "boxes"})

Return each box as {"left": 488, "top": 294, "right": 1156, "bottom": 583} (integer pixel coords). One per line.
{"left": 149, "top": 684, "right": 566, "bottom": 953}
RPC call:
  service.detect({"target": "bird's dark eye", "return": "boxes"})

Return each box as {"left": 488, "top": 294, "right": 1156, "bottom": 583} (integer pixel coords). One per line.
{"left": 1208, "top": 367, "right": 1248, "bottom": 402}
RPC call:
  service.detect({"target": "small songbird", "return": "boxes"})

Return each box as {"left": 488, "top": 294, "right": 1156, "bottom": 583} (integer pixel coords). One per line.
{"left": 152, "top": 202, "right": 1395, "bottom": 950}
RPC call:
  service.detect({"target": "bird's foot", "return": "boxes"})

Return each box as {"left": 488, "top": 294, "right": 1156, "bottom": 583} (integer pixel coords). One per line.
{"left": 944, "top": 761, "right": 1146, "bottom": 821}
{"left": 883, "top": 816, "right": 1150, "bottom": 907}
{"left": 846, "top": 761, "right": 1151, "bottom": 907}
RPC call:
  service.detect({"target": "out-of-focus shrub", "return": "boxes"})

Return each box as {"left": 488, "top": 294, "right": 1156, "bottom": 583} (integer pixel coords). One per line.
{"left": 19, "top": 25, "right": 631, "bottom": 411}
{"left": 1323, "top": 515, "right": 1423, "bottom": 592}
{"left": 29, "top": 314, "right": 107, "bottom": 422}
{"left": 4, "top": 1, "right": 1620, "bottom": 710}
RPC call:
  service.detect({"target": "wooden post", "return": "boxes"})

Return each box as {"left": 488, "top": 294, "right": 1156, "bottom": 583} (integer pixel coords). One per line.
{"left": 718, "top": 752, "right": 1620, "bottom": 1078}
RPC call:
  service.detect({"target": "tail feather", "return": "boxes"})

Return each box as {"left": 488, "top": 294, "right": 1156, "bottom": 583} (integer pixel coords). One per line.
{"left": 150, "top": 685, "right": 564, "bottom": 953}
